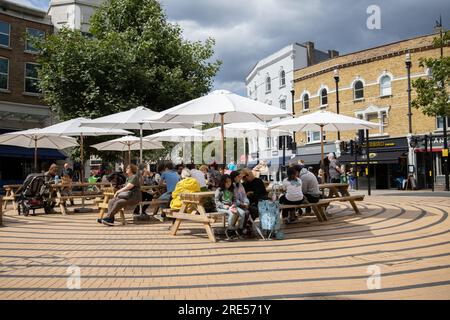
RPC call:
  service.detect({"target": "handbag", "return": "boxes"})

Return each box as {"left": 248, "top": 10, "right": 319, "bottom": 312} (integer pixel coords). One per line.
{"left": 117, "top": 191, "right": 131, "bottom": 199}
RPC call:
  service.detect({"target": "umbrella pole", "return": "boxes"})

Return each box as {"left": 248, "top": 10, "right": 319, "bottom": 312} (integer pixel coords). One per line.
{"left": 34, "top": 137, "right": 37, "bottom": 172}
{"left": 220, "top": 113, "right": 225, "bottom": 166}
{"left": 80, "top": 133, "right": 84, "bottom": 183}
{"left": 139, "top": 123, "right": 143, "bottom": 164}
{"left": 320, "top": 125, "right": 325, "bottom": 183}
{"left": 244, "top": 137, "right": 248, "bottom": 167}
{"left": 128, "top": 143, "right": 131, "bottom": 167}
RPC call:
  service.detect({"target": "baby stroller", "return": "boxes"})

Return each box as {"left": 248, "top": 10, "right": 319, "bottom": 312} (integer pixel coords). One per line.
{"left": 17, "top": 173, "right": 52, "bottom": 216}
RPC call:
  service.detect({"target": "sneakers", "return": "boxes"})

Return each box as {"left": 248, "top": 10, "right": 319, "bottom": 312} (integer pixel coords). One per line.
{"left": 101, "top": 217, "right": 114, "bottom": 226}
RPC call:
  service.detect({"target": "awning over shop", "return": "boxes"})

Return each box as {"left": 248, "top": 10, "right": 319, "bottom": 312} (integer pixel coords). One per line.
{"left": 0, "top": 145, "right": 67, "bottom": 160}
{"left": 288, "top": 154, "right": 322, "bottom": 166}
{"left": 338, "top": 151, "right": 407, "bottom": 164}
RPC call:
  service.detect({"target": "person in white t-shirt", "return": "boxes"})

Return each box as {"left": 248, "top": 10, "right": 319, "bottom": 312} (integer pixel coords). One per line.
{"left": 187, "top": 164, "right": 207, "bottom": 191}
{"left": 279, "top": 166, "right": 305, "bottom": 224}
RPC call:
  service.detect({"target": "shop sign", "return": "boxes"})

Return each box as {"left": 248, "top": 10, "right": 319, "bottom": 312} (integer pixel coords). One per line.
{"left": 443, "top": 149, "right": 449, "bottom": 157}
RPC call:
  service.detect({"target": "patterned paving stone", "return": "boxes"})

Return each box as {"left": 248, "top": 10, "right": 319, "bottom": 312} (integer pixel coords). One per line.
{"left": 0, "top": 192, "right": 449, "bottom": 299}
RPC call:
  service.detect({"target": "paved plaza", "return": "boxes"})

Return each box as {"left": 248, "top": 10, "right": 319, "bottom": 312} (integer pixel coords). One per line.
{"left": 0, "top": 191, "right": 449, "bottom": 300}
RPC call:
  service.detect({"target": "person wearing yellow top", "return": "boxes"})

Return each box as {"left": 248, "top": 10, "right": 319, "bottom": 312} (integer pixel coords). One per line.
{"left": 170, "top": 169, "right": 201, "bottom": 211}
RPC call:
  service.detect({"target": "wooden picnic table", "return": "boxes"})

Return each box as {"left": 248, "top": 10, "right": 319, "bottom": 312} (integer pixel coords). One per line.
{"left": 168, "top": 191, "right": 224, "bottom": 243}
{"left": 2, "top": 184, "right": 23, "bottom": 211}
{"left": 50, "top": 182, "right": 112, "bottom": 215}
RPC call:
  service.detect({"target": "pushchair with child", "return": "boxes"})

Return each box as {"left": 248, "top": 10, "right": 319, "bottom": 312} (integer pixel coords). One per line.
{"left": 17, "top": 173, "right": 53, "bottom": 216}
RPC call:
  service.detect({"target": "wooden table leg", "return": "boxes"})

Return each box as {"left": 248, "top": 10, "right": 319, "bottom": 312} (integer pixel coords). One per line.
{"left": 3, "top": 190, "right": 9, "bottom": 210}
{"left": 56, "top": 189, "right": 67, "bottom": 215}
{"left": 98, "top": 194, "right": 110, "bottom": 220}
{"left": 311, "top": 205, "right": 324, "bottom": 222}
{"left": 170, "top": 219, "right": 182, "bottom": 235}
{"left": 170, "top": 202, "right": 187, "bottom": 236}
{"left": 349, "top": 200, "right": 361, "bottom": 215}
{"left": 198, "top": 205, "right": 216, "bottom": 242}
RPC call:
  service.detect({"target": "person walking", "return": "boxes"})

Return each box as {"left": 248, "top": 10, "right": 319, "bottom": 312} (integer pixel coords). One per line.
{"left": 327, "top": 153, "right": 341, "bottom": 183}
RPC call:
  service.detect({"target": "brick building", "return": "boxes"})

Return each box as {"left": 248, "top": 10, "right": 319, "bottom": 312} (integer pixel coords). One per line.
{"left": 292, "top": 33, "right": 450, "bottom": 189}
{"left": 0, "top": 0, "right": 102, "bottom": 187}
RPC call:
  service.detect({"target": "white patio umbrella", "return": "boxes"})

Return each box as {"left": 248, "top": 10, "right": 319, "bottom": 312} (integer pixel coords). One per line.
{"left": 145, "top": 128, "right": 205, "bottom": 142}
{"left": 39, "top": 118, "right": 131, "bottom": 182}
{"left": 81, "top": 106, "right": 189, "bottom": 162}
{"left": 0, "top": 128, "right": 78, "bottom": 171}
{"left": 91, "top": 136, "right": 164, "bottom": 166}
{"left": 269, "top": 110, "right": 380, "bottom": 169}
{"left": 203, "top": 122, "right": 292, "bottom": 165}
{"left": 146, "top": 90, "right": 291, "bottom": 164}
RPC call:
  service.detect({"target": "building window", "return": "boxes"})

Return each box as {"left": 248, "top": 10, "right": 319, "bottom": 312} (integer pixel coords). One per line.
{"left": 302, "top": 93, "right": 309, "bottom": 110}
{"left": 307, "top": 131, "right": 322, "bottom": 143}
{"left": 26, "top": 28, "right": 45, "bottom": 53}
{"left": 0, "top": 21, "right": 10, "bottom": 47}
{"left": 320, "top": 88, "right": 328, "bottom": 106}
{"left": 354, "top": 80, "right": 364, "bottom": 100}
{"left": 0, "top": 57, "right": 8, "bottom": 90}
{"left": 437, "top": 117, "right": 450, "bottom": 129}
{"left": 266, "top": 137, "right": 272, "bottom": 149}
{"left": 380, "top": 75, "right": 392, "bottom": 97}
{"left": 265, "top": 76, "right": 271, "bottom": 93}
{"left": 279, "top": 99, "right": 286, "bottom": 110}
{"left": 25, "top": 63, "right": 40, "bottom": 94}
{"left": 355, "top": 105, "right": 390, "bottom": 135}
{"left": 279, "top": 70, "right": 286, "bottom": 87}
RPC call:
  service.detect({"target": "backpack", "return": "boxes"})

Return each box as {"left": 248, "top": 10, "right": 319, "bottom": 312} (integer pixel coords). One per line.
{"left": 258, "top": 199, "right": 281, "bottom": 239}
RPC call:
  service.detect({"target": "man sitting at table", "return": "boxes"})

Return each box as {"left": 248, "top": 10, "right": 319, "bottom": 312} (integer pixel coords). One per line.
{"left": 241, "top": 168, "right": 268, "bottom": 219}
{"left": 295, "top": 164, "right": 321, "bottom": 214}
{"left": 158, "top": 162, "right": 181, "bottom": 216}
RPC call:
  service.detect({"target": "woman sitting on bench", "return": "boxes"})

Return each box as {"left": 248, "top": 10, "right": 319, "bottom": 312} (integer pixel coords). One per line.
{"left": 279, "top": 166, "right": 305, "bottom": 224}
{"left": 101, "top": 164, "right": 140, "bottom": 226}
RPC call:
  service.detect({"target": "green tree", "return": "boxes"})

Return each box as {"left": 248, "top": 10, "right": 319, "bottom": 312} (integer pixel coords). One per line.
{"left": 35, "top": 0, "right": 221, "bottom": 161}
{"left": 411, "top": 30, "right": 450, "bottom": 119}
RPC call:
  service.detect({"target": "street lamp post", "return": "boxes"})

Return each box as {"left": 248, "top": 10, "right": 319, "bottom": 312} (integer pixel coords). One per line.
{"left": 334, "top": 68, "right": 341, "bottom": 141}
{"left": 405, "top": 51, "right": 413, "bottom": 134}
{"left": 290, "top": 84, "right": 296, "bottom": 143}
{"left": 435, "top": 16, "right": 449, "bottom": 191}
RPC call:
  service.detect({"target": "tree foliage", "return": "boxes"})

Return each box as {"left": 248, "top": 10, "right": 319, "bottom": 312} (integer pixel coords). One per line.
{"left": 35, "top": 0, "right": 221, "bottom": 162}
{"left": 412, "top": 30, "right": 450, "bottom": 118}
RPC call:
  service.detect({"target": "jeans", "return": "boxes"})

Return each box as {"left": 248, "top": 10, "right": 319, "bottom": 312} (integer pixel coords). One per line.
{"left": 106, "top": 197, "right": 139, "bottom": 219}
{"left": 218, "top": 207, "right": 246, "bottom": 230}
{"left": 158, "top": 192, "right": 172, "bottom": 209}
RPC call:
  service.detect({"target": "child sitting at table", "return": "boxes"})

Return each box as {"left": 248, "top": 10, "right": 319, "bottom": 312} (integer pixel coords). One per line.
{"left": 214, "top": 174, "right": 246, "bottom": 239}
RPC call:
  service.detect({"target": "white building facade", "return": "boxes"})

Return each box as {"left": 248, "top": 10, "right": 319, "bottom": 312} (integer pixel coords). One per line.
{"left": 245, "top": 42, "right": 338, "bottom": 167}
{"left": 48, "top": 0, "right": 103, "bottom": 33}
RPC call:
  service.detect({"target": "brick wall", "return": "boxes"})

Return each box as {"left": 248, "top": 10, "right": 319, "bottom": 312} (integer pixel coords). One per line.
{"left": 0, "top": 13, "right": 53, "bottom": 106}
{"left": 293, "top": 34, "right": 450, "bottom": 145}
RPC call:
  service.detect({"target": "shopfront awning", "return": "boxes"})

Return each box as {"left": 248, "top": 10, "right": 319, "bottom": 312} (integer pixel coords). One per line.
{"left": 288, "top": 154, "right": 323, "bottom": 166}
{"left": 0, "top": 145, "right": 67, "bottom": 160}
{"left": 338, "top": 151, "right": 407, "bottom": 164}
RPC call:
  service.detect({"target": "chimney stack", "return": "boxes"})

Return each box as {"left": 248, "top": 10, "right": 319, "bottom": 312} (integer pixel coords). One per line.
{"left": 328, "top": 50, "right": 339, "bottom": 58}
{"left": 303, "top": 41, "right": 315, "bottom": 66}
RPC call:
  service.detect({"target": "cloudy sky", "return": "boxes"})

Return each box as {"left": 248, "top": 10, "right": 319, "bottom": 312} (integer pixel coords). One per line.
{"left": 12, "top": 0, "right": 450, "bottom": 95}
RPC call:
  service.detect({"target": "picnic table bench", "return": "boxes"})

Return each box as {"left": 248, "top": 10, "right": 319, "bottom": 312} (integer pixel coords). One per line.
{"left": 279, "top": 183, "right": 364, "bottom": 223}
{"left": 97, "top": 185, "right": 169, "bottom": 224}
{"left": 165, "top": 191, "right": 225, "bottom": 243}
{"left": 2, "top": 184, "right": 22, "bottom": 211}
